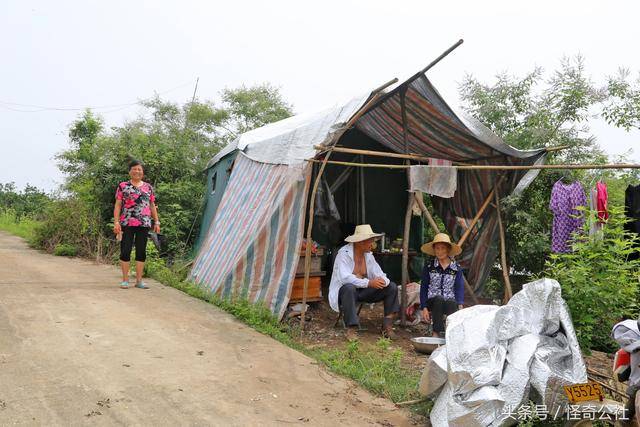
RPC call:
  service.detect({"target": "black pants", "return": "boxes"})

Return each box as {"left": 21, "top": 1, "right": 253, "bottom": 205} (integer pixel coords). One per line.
{"left": 120, "top": 226, "right": 150, "bottom": 262}
{"left": 426, "top": 296, "right": 458, "bottom": 333}
{"left": 338, "top": 282, "right": 399, "bottom": 327}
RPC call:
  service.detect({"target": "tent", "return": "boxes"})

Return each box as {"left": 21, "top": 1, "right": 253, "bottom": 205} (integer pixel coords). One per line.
{"left": 190, "top": 66, "right": 548, "bottom": 320}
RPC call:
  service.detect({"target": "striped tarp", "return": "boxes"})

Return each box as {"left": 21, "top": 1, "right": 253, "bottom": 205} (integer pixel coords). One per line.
{"left": 355, "top": 75, "right": 546, "bottom": 291}
{"left": 190, "top": 153, "right": 311, "bottom": 319}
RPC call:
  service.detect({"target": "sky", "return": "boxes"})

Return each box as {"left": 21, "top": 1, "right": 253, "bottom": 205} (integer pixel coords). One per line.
{"left": 1, "top": 0, "right": 639, "bottom": 191}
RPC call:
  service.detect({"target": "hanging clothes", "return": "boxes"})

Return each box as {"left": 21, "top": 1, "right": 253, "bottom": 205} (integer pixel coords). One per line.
{"left": 550, "top": 180, "right": 587, "bottom": 253}
{"left": 588, "top": 187, "right": 602, "bottom": 238}
{"left": 596, "top": 181, "right": 609, "bottom": 223}
{"left": 408, "top": 159, "right": 457, "bottom": 198}
{"left": 625, "top": 184, "right": 640, "bottom": 261}
{"left": 625, "top": 184, "right": 640, "bottom": 234}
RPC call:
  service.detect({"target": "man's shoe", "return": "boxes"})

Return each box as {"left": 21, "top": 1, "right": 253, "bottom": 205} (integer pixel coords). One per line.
{"left": 345, "top": 327, "right": 359, "bottom": 342}
{"left": 382, "top": 325, "right": 397, "bottom": 340}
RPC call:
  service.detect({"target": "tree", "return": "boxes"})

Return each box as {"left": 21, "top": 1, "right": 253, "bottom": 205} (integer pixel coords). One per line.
{"left": 47, "top": 84, "right": 293, "bottom": 258}
{"left": 459, "top": 56, "right": 639, "bottom": 280}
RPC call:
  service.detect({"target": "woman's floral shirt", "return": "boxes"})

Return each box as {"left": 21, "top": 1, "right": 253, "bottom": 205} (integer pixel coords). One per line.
{"left": 115, "top": 181, "right": 156, "bottom": 227}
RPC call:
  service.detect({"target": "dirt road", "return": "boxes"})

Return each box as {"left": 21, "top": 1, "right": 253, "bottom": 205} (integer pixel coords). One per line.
{"left": 0, "top": 232, "right": 413, "bottom": 426}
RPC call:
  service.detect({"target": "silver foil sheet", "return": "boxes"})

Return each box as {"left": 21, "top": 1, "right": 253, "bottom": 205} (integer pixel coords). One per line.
{"left": 425, "top": 278, "right": 587, "bottom": 426}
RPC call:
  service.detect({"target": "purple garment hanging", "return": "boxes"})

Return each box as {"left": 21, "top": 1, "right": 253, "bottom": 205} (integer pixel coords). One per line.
{"left": 550, "top": 180, "right": 587, "bottom": 253}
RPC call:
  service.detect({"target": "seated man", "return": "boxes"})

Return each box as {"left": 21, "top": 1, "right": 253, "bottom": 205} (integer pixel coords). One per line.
{"left": 328, "top": 224, "right": 399, "bottom": 341}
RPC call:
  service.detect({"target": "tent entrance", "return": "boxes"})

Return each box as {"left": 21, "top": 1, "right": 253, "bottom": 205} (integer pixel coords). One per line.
{"left": 308, "top": 128, "right": 424, "bottom": 287}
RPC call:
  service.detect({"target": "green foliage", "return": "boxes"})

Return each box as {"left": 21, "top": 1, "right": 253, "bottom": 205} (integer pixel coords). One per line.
{"left": 38, "top": 84, "right": 293, "bottom": 259}
{"left": 31, "top": 198, "right": 104, "bottom": 257}
{"left": 53, "top": 243, "right": 78, "bottom": 257}
{"left": 0, "top": 182, "right": 50, "bottom": 220}
{"left": 0, "top": 210, "right": 41, "bottom": 242}
{"left": 542, "top": 206, "right": 640, "bottom": 352}
{"left": 314, "top": 338, "right": 421, "bottom": 404}
{"left": 602, "top": 69, "right": 640, "bottom": 130}
{"left": 220, "top": 83, "right": 293, "bottom": 134}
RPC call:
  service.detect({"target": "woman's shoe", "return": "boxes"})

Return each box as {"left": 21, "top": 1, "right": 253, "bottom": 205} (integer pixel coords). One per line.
{"left": 120, "top": 281, "right": 129, "bottom": 289}
{"left": 135, "top": 282, "right": 149, "bottom": 289}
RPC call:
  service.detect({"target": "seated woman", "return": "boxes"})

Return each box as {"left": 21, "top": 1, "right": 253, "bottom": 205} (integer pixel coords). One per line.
{"left": 420, "top": 233, "right": 464, "bottom": 338}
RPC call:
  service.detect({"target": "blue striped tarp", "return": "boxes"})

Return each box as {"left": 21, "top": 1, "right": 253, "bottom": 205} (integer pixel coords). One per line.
{"left": 190, "top": 153, "right": 311, "bottom": 319}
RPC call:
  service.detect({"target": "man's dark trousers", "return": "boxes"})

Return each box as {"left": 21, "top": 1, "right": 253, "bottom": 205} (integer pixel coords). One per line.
{"left": 338, "top": 282, "right": 399, "bottom": 327}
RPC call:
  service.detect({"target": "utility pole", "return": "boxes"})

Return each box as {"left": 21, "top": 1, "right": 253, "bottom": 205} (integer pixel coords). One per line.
{"left": 190, "top": 77, "right": 199, "bottom": 104}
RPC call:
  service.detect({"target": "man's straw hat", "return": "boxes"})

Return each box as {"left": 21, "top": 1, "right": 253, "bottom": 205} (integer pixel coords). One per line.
{"left": 421, "top": 233, "right": 462, "bottom": 256}
{"left": 344, "top": 224, "right": 384, "bottom": 243}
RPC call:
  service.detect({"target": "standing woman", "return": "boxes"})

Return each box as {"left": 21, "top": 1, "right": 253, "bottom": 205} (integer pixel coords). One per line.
{"left": 419, "top": 233, "right": 464, "bottom": 337}
{"left": 113, "top": 160, "right": 160, "bottom": 289}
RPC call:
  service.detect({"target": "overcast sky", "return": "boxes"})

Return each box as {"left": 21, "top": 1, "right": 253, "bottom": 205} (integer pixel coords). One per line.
{"left": 2, "top": 0, "right": 639, "bottom": 191}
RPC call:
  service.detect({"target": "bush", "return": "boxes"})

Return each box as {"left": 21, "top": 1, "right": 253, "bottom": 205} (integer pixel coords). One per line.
{"left": 53, "top": 243, "right": 78, "bottom": 257}
{"left": 32, "top": 198, "right": 114, "bottom": 258}
{"left": 543, "top": 206, "right": 640, "bottom": 352}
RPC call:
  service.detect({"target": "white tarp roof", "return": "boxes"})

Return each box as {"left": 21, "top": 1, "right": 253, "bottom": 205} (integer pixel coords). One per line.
{"left": 207, "top": 94, "right": 370, "bottom": 168}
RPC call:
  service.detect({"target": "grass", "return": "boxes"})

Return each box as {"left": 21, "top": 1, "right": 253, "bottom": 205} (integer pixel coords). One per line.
{"left": 144, "top": 256, "right": 431, "bottom": 417}
{"left": 0, "top": 211, "right": 40, "bottom": 241}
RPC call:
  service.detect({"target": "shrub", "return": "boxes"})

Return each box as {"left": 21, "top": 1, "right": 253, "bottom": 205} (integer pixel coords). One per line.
{"left": 542, "top": 206, "right": 640, "bottom": 352}
{"left": 32, "top": 198, "right": 110, "bottom": 257}
{"left": 53, "top": 243, "right": 78, "bottom": 257}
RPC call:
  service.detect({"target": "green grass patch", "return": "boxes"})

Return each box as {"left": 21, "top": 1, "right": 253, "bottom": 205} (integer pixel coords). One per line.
{"left": 0, "top": 211, "right": 40, "bottom": 241}
{"left": 53, "top": 243, "right": 78, "bottom": 257}
{"left": 145, "top": 257, "right": 430, "bottom": 416}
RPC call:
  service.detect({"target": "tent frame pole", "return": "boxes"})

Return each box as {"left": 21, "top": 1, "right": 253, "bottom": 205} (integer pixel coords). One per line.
{"left": 312, "top": 144, "right": 571, "bottom": 164}
{"left": 457, "top": 175, "right": 507, "bottom": 248}
{"left": 400, "top": 89, "right": 411, "bottom": 327}
{"left": 494, "top": 184, "right": 513, "bottom": 303}
{"left": 306, "top": 159, "right": 640, "bottom": 171}
{"left": 299, "top": 77, "right": 399, "bottom": 332}
{"left": 413, "top": 192, "right": 479, "bottom": 305}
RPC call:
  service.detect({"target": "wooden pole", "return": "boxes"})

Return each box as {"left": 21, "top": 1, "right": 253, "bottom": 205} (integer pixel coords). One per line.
{"left": 312, "top": 145, "right": 470, "bottom": 166}
{"left": 494, "top": 186, "right": 513, "bottom": 303}
{"left": 311, "top": 145, "right": 570, "bottom": 164}
{"left": 360, "top": 155, "right": 366, "bottom": 223}
{"left": 457, "top": 175, "right": 507, "bottom": 248}
{"left": 413, "top": 192, "right": 439, "bottom": 233}
{"left": 413, "top": 192, "right": 479, "bottom": 305}
{"left": 400, "top": 189, "right": 413, "bottom": 326}
{"left": 307, "top": 159, "right": 640, "bottom": 171}
{"left": 399, "top": 87, "right": 411, "bottom": 327}
{"left": 299, "top": 77, "right": 399, "bottom": 331}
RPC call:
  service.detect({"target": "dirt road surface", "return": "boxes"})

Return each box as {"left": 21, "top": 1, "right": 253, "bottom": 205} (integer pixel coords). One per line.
{"left": 0, "top": 232, "right": 414, "bottom": 426}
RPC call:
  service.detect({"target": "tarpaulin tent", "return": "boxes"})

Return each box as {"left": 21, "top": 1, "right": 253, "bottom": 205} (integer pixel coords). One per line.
{"left": 191, "top": 59, "right": 548, "bottom": 320}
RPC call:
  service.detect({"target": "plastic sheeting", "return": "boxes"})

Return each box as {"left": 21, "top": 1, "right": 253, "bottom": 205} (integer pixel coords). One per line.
{"left": 423, "top": 278, "right": 586, "bottom": 426}
{"left": 207, "top": 95, "right": 370, "bottom": 167}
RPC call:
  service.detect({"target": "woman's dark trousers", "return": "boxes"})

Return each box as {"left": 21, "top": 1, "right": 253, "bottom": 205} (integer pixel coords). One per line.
{"left": 426, "top": 296, "right": 458, "bottom": 333}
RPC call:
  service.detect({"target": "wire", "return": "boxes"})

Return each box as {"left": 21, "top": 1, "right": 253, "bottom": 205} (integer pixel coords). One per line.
{"left": 0, "top": 80, "right": 196, "bottom": 113}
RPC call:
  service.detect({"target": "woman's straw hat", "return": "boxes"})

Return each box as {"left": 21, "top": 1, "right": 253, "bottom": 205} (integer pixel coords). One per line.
{"left": 344, "top": 224, "right": 384, "bottom": 243}
{"left": 421, "top": 233, "right": 462, "bottom": 256}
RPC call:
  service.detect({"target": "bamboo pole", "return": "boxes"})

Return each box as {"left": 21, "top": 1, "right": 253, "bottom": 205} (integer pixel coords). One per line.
{"left": 413, "top": 192, "right": 479, "bottom": 304}
{"left": 312, "top": 145, "right": 569, "bottom": 164}
{"left": 299, "top": 77, "right": 399, "bottom": 331}
{"left": 399, "top": 88, "right": 411, "bottom": 327}
{"left": 457, "top": 175, "right": 507, "bottom": 248}
{"left": 413, "top": 192, "right": 439, "bottom": 233}
{"left": 307, "top": 159, "right": 640, "bottom": 171}
{"left": 400, "top": 190, "right": 413, "bottom": 326}
{"left": 360, "top": 155, "right": 366, "bottom": 223}
{"left": 312, "top": 145, "right": 470, "bottom": 166}
{"left": 494, "top": 186, "right": 513, "bottom": 303}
